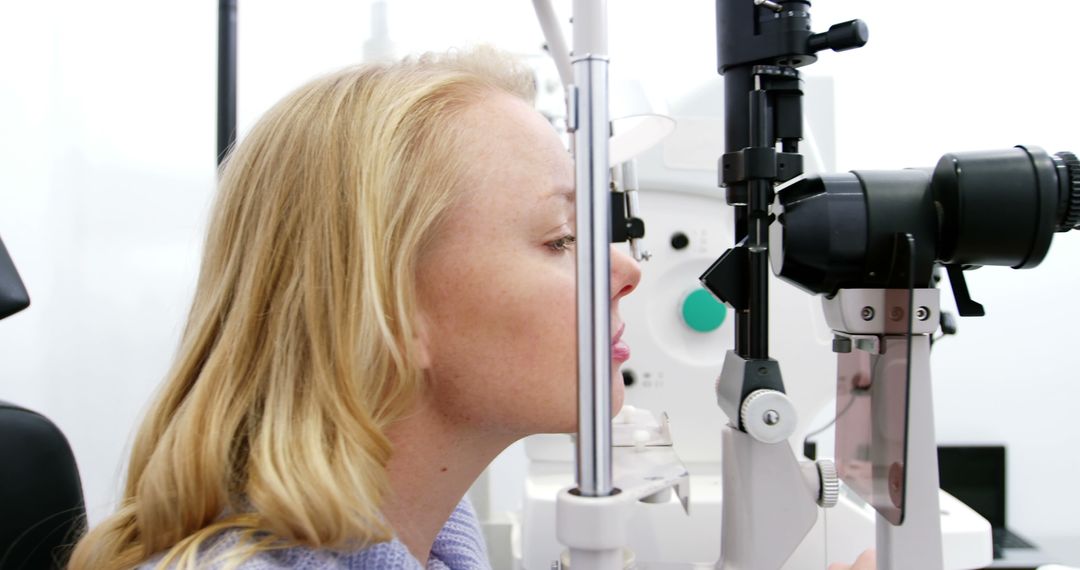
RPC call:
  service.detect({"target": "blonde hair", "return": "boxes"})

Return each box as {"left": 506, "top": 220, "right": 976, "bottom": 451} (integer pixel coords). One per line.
{"left": 69, "top": 47, "right": 534, "bottom": 570}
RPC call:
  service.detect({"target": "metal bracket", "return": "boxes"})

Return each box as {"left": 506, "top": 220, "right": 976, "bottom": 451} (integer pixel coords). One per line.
{"left": 832, "top": 332, "right": 882, "bottom": 355}
{"left": 722, "top": 147, "right": 778, "bottom": 183}
{"left": 700, "top": 245, "right": 749, "bottom": 311}
{"left": 610, "top": 192, "right": 645, "bottom": 243}
{"left": 565, "top": 84, "right": 579, "bottom": 132}
{"left": 945, "top": 264, "right": 985, "bottom": 317}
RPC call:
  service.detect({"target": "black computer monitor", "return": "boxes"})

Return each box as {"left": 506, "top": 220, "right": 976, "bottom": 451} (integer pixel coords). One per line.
{"left": 937, "top": 444, "right": 1007, "bottom": 529}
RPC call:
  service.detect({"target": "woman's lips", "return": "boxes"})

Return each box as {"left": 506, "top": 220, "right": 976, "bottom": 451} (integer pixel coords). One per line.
{"left": 612, "top": 323, "right": 630, "bottom": 362}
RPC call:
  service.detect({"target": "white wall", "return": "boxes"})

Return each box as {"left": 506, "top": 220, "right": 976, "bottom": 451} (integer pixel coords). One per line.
{"left": 0, "top": 0, "right": 1076, "bottom": 542}
{"left": 0, "top": 0, "right": 219, "bottom": 523}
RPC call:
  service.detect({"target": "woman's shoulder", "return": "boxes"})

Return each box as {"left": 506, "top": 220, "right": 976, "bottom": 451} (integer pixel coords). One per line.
{"left": 136, "top": 531, "right": 425, "bottom": 570}
{"left": 134, "top": 497, "right": 487, "bottom": 570}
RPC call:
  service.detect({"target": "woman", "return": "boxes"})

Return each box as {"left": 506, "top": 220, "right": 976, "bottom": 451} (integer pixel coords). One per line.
{"left": 70, "top": 47, "right": 874, "bottom": 570}
{"left": 69, "top": 47, "right": 638, "bottom": 569}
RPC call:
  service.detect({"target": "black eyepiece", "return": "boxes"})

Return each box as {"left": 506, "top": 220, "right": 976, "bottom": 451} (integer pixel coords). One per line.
{"left": 1053, "top": 151, "right": 1080, "bottom": 232}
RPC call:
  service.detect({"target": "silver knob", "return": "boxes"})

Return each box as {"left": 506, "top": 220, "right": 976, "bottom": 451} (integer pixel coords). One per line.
{"left": 816, "top": 458, "right": 840, "bottom": 508}
{"left": 739, "top": 389, "right": 797, "bottom": 444}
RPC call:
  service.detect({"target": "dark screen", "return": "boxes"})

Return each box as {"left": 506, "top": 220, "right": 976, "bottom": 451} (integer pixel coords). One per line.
{"left": 937, "top": 445, "right": 1006, "bottom": 529}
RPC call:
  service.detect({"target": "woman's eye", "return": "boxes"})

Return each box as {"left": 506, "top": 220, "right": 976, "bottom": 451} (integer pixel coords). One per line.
{"left": 546, "top": 234, "right": 577, "bottom": 253}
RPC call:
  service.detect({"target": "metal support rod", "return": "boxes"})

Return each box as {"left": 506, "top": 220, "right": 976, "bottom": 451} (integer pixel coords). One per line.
{"left": 531, "top": 0, "right": 573, "bottom": 88}
{"left": 747, "top": 88, "right": 771, "bottom": 359}
{"left": 621, "top": 159, "right": 649, "bottom": 262}
{"left": 572, "top": 0, "right": 607, "bottom": 55}
{"left": 724, "top": 66, "right": 753, "bottom": 357}
{"left": 571, "top": 0, "right": 612, "bottom": 499}
{"left": 217, "top": 0, "right": 237, "bottom": 165}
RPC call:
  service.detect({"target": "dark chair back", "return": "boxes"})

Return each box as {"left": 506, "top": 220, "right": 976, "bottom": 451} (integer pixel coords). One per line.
{"left": 0, "top": 401, "right": 87, "bottom": 569}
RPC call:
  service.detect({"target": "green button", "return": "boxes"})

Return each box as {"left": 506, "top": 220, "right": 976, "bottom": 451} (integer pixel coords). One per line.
{"left": 682, "top": 288, "right": 727, "bottom": 333}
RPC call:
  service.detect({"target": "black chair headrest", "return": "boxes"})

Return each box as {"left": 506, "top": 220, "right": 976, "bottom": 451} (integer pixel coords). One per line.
{"left": 0, "top": 401, "right": 87, "bottom": 569}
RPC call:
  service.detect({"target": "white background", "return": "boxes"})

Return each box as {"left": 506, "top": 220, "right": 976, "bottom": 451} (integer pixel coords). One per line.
{"left": 1, "top": 0, "right": 1077, "bottom": 544}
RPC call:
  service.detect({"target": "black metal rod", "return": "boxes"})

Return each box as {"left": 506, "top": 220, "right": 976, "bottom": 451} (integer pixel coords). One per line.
{"left": 217, "top": 0, "right": 237, "bottom": 165}
{"left": 747, "top": 89, "right": 771, "bottom": 359}
{"left": 724, "top": 66, "right": 753, "bottom": 357}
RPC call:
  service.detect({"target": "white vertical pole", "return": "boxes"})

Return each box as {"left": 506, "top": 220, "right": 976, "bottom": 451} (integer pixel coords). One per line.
{"left": 566, "top": 1, "right": 622, "bottom": 568}
{"left": 571, "top": 0, "right": 612, "bottom": 501}
{"left": 530, "top": 0, "right": 573, "bottom": 88}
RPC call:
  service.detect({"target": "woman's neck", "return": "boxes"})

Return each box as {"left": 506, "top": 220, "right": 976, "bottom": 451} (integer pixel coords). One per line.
{"left": 381, "top": 397, "right": 516, "bottom": 566}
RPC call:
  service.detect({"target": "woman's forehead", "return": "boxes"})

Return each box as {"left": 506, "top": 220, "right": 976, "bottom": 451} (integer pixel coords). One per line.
{"left": 459, "top": 92, "right": 572, "bottom": 200}
{"left": 424, "top": 93, "right": 573, "bottom": 244}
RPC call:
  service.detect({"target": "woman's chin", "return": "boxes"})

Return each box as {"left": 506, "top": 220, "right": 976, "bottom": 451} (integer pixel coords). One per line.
{"left": 540, "top": 370, "right": 627, "bottom": 434}
{"left": 611, "top": 373, "right": 626, "bottom": 414}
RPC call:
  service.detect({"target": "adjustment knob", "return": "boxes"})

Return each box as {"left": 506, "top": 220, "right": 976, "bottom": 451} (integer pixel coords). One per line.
{"left": 739, "top": 389, "right": 797, "bottom": 444}
{"left": 808, "top": 20, "right": 870, "bottom": 54}
{"left": 1055, "top": 151, "right": 1080, "bottom": 231}
{"left": 816, "top": 459, "right": 840, "bottom": 508}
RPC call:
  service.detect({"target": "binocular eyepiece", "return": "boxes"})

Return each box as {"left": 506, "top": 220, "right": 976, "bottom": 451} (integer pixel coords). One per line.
{"left": 773, "top": 146, "right": 1080, "bottom": 297}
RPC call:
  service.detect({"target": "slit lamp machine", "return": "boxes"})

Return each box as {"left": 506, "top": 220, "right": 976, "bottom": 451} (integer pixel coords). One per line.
{"left": 517, "top": 1, "right": 1080, "bottom": 569}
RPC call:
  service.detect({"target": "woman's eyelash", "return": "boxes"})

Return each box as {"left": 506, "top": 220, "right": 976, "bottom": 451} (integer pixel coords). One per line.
{"left": 547, "top": 234, "right": 577, "bottom": 252}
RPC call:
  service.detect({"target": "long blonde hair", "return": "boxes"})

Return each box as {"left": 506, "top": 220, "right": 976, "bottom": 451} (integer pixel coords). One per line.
{"left": 69, "top": 48, "right": 534, "bottom": 570}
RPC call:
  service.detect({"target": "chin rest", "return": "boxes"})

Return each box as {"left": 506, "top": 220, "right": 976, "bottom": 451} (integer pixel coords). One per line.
{"left": 0, "top": 400, "right": 87, "bottom": 569}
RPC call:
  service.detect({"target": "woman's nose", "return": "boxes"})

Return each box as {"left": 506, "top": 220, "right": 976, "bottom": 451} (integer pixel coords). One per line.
{"left": 610, "top": 245, "right": 642, "bottom": 300}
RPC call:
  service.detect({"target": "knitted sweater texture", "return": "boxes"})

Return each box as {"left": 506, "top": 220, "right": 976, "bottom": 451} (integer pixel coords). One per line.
{"left": 137, "top": 499, "right": 490, "bottom": 569}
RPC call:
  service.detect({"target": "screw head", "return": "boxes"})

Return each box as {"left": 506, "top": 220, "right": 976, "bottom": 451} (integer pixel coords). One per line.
{"left": 916, "top": 306, "right": 931, "bottom": 321}
{"left": 890, "top": 307, "right": 905, "bottom": 321}
{"left": 861, "top": 306, "right": 875, "bottom": 321}
{"left": 763, "top": 409, "right": 780, "bottom": 426}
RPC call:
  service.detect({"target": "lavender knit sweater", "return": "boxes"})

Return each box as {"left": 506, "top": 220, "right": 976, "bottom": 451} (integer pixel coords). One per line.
{"left": 138, "top": 499, "right": 490, "bottom": 570}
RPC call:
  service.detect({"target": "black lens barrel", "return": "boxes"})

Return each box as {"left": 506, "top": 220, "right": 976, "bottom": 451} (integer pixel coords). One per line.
{"left": 1053, "top": 151, "right": 1080, "bottom": 232}
{"left": 933, "top": 146, "right": 1060, "bottom": 269}
{"left": 775, "top": 146, "right": 1077, "bottom": 296}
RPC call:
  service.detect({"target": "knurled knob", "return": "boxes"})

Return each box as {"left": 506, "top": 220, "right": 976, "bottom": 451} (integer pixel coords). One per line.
{"left": 739, "top": 389, "right": 797, "bottom": 444}
{"left": 1055, "top": 151, "right": 1080, "bottom": 231}
{"left": 816, "top": 458, "right": 840, "bottom": 508}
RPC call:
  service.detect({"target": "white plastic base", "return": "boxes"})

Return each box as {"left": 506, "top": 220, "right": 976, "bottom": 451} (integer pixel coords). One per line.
{"left": 717, "top": 426, "right": 818, "bottom": 570}
{"left": 514, "top": 465, "right": 992, "bottom": 570}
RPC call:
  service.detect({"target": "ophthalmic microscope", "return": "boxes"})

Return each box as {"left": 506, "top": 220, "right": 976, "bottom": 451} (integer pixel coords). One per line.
{"left": 701, "top": 2, "right": 1080, "bottom": 569}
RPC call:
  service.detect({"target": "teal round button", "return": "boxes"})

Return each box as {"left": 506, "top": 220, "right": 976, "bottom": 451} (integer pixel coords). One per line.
{"left": 682, "top": 288, "right": 727, "bottom": 333}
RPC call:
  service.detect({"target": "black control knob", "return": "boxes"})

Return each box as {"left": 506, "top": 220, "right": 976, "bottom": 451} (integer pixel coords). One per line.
{"left": 808, "top": 20, "right": 869, "bottom": 53}
{"left": 670, "top": 232, "right": 690, "bottom": 250}
{"left": 1054, "top": 151, "right": 1080, "bottom": 231}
